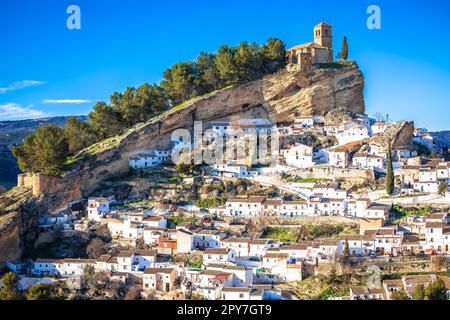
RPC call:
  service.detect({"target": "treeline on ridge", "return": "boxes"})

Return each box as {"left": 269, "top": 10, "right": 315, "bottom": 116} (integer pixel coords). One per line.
{"left": 12, "top": 38, "right": 287, "bottom": 175}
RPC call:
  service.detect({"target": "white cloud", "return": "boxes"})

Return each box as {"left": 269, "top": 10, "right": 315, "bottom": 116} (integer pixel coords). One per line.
{"left": 0, "top": 80, "right": 46, "bottom": 94}
{"left": 42, "top": 99, "right": 92, "bottom": 104}
{"left": 0, "top": 103, "right": 47, "bottom": 120}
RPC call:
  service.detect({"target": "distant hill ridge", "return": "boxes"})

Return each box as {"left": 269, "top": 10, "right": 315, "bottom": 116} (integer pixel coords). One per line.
{"left": 431, "top": 131, "right": 450, "bottom": 149}
{"left": 0, "top": 115, "right": 88, "bottom": 189}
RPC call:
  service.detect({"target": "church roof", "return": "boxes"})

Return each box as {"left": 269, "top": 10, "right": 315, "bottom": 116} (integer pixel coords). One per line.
{"left": 287, "top": 42, "right": 326, "bottom": 52}
{"left": 315, "top": 21, "right": 332, "bottom": 28}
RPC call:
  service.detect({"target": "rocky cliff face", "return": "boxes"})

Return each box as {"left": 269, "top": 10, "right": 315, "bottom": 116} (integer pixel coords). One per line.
{"left": 0, "top": 188, "right": 41, "bottom": 268}
{"left": 368, "top": 121, "right": 415, "bottom": 149}
{"left": 66, "top": 64, "right": 365, "bottom": 202}
{"left": 0, "top": 64, "right": 366, "bottom": 264}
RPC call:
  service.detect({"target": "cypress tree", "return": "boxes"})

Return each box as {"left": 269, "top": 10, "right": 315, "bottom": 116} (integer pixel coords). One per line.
{"left": 341, "top": 36, "right": 348, "bottom": 61}
{"left": 386, "top": 142, "right": 394, "bottom": 195}
{"left": 342, "top": 238, "right": 350, "bottom": 265}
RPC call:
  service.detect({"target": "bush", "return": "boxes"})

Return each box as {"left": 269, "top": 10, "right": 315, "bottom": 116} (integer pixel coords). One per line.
{"left": 425, "top": 279, "right": 447, "bottom": 300}
{"left": 262, "top": 227, "right": 298, "bottom": 242}
{"left": 195, "top": 198, "right": 225, "bottom": 209}
{"left": 0, "top": 272, "right": 22, "bottom": 300}
{"left": 26, "top": 283, "right": 51, "bottom": 300}
{"left": 391, "top": 205, "right": 432, "bottom": 219}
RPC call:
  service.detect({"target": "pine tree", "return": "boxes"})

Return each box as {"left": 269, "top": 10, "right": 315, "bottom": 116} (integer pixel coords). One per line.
{"left": 413, "top": 284, "right": 425, "bottom": 300}
{"left": 341, "top": 36, "right": 348, "bottom": 61}
{"left": 392, "top": 288, "right": 408, "bottom": 300}
{"left": 425, "top": 279, "right": 447, "bottom": 300}
{"left": 0, "top": 272, "right": 22, "bottom": 300}
{"left": 12, "top": 125, "right": 69, "bottom": 176}
{"left": 26, "top": 283, "right": 51, "bottom": 300}
{"left": 386, "top": 142, "right": 394, "bottom": 195}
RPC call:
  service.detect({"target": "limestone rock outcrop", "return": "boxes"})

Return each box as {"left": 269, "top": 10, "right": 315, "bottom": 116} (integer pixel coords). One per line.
{"left": 0, "top": 64, "right": 366, "bottom": 264}
{"left": 67, "top": 64, "right": 365, "bottom": 201}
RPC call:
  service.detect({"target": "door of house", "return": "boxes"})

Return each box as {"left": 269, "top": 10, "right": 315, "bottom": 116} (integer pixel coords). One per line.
{"left": 165, "top": 283, "right": 170, "bottom": 292}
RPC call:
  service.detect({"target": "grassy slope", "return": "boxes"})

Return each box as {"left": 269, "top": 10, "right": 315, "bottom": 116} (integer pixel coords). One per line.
{"left": 65, "top": 86, "right": 235, "bottom": 167}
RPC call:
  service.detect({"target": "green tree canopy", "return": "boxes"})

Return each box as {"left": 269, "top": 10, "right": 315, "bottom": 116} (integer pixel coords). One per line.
{"left": 194, "top": 52, "right": 221, "bottom": 94}
{"left": 341, "top": 36, "right": 348, "bottom": 61}
{"left": 342, "top": 238, "right": 350, "bottom": 266}
{"left": 12, "top": 134, "right": 37, "bottom": 172}
{"left": 262, "top": 37, "right": 287, "bottom": 73}
{"left": 12, "top": 125, "right": 68, "bottom": 176}
{"left": 438, "top": 180, "right": 448, "bottom": 196}
{"left": 425, "top": 279, "right": 448, "bottom": 300}
{"left": 26, "top": 283, "right": 51, "bottom": 300}
{"left": 110, "top": 84, "right": 169, "bottom": 126}
{"left": 215, "top": 45, "right": 240, "bottom": 85}
{"left": 386, "top": 142, "right": 394, "bottom": 195}
{"left": 64, "top": 116, "right": 97, "bottom": 155}
{"left": 161, "top": 62, "right": 197, "bottom": 105}
{"left": 0, "top": 272, "right": 22, "bottom": 300}
{"left": 391, "top": 288, "right": 408, "bottom": 300}
{"left": 413, "top": 284, "right": 425, "bottom": 300}
{"left": 88, "top": 102, "right": 124, "bottom": 139}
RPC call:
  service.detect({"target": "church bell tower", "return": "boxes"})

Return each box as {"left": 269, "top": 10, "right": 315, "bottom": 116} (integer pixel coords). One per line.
{"left": 314, "top": 22, "right": 333, "bottom": 49}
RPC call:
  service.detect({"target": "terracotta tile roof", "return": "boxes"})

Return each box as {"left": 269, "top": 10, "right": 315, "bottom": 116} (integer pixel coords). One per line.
{"left": 136, "top": 250, "right": 157, "bottom": 257}
{"left": 383, "top": 279, "right": 403, "bottom": 287}
{"left": 280, "top": 243, "right": 309, "bottom": 250}
{"left": 222, "top": 237, "right": 251, "bottom": 243}
{"left": 329, "top": 140, "right": 363, "bottom": 153}
{"left": 426, "top": 222, "right": 444, "bottom": 228}
{"left": 144, "top": 268, "right": 175, "bottom": 275}
{"left": 315, "top": 21, "right": 332, "bottom": 27}
{"left": 227, "top": 196, "right": 265, "bottom": 204}
{"left": 263, "top": 252, "right": 289, "bottom": 259}
{"left": 35, "top": 259, "right": 61, "bottom": 264}
{"left": 263, "top": 199, "right": 282, "bottom": 206}
{"left": 117, "top": 251, "right": 134, "bottom": 258}
{"left": 61, "top": 258, "right": 96, "bottom": 264}
{"left": 250, "top": 239, "right": 268, "bottom": 245}
{"left": 222, "top": 287, "right": 252, "bottom": 293}
{"left": 287, "top": 42, "right": 326, "bottom": 52}
{"left": 204, "top": 248, "right": 230, "bottom": 255}
{"left": 143, "top": 216, "right": 165, "bottom": 222}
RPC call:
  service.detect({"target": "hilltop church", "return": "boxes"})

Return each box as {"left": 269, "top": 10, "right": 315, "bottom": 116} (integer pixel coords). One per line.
{"left": 287, "top": 22, "right": 334, "bottom": 70}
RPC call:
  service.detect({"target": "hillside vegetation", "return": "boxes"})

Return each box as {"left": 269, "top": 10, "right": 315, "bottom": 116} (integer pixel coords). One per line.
{"left": 0, "top": 116, "right": 87, "bottom": 189}
{"left": 13, "top": 38, "right": 287, "bottom": 175}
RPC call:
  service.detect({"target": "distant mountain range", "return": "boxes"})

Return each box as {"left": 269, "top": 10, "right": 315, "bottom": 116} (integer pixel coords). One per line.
{"left": 431, "top": 131, "right": 450, "bottom": 149}
{"left": 0, "top": 116, "right": 87, "bottom": 189}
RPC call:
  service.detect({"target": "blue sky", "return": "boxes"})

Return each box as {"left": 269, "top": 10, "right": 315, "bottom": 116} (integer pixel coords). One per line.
{"left": 0, "top": 0, "right": 449, "bottom": 131}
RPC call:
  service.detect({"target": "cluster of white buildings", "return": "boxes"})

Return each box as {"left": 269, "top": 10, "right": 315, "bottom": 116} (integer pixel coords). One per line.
{"left": 32, "top": 250, "right": 161, "bottom": 277}
{"left": 350, "top": 274, "right": 450, "bottom": 300}
{"left": 129, "top": 150, "right": 172, "bottom": 169}
{"left": 400, "top": 159, "right": 450, "bottom": 194}
{"left": 27, "top": 251, "right": 179, "bottom": 294}
{"left": 8, "top": 208, "right": 450, "bottom": 300}
{"left": 210, "top": 182, "right": 391, "bottom": 221}
{"left": 123, "top": 114, "right": 445, "bottom": 197}
{"left": 413, "top": 128, "right": 436, "bottom": 152}
{"left": 107, "top": 215, "right": 168, "bottom": 245}
{"left": 212, "top": 163, "right": 259, "bottom": 178}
